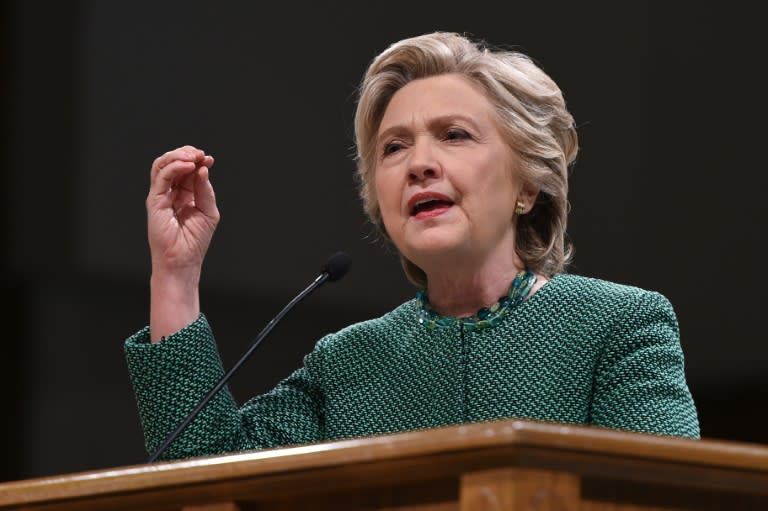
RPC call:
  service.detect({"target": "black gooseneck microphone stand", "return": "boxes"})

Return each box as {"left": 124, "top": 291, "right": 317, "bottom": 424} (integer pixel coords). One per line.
{"left": 147, "top": 252, "right": 352, "bottom": 463}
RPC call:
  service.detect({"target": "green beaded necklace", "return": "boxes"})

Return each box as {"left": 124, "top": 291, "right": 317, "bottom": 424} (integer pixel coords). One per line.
{"left": 415, "top": 270, "right": 537, "bottom": 332}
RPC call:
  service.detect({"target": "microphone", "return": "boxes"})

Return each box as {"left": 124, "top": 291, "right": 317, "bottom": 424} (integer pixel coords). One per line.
{"left": 148, "top": 251, "right": 352, "bottom": 463}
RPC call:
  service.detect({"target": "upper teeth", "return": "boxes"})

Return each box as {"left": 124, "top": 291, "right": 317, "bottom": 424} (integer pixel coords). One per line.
{"left": 416, "top": 198, "right": 438, "bottom": 206}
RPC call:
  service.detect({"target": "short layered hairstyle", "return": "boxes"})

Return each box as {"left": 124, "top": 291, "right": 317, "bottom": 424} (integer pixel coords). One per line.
{"left": 354, "top": 32, "right": 578, "bottom": 286}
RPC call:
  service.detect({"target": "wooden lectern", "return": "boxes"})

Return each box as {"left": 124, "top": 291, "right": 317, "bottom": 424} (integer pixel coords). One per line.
{"left": 1, "top": 419, "right": 767, "bottom": 510}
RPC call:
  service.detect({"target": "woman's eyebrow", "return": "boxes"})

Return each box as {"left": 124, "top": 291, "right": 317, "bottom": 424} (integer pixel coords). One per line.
{"left": 378, "top": 114, "right": 482, "bottom": 141}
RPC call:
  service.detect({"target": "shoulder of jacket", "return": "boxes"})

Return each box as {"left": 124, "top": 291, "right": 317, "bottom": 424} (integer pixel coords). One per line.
{"left": 313, "top": 299, "right": 418, "bottom": 352}
{"left": 553, "top": 273, "right": 669, "bottom": 306}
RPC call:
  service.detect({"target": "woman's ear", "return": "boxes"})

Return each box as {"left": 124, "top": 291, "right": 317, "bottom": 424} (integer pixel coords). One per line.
{"left": 518, "top": 184, "right": 540, "bottom": 214}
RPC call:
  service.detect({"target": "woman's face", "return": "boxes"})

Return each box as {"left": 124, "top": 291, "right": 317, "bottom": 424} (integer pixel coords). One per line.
{"left": 374, "top": 73, "right": 528, "bottom": 273}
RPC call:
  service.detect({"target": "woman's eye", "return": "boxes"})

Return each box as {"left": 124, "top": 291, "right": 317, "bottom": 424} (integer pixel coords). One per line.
{"left": 444, "top": 129, "right": 471, "bottom": 141}
{"left": 383, "top": 141, "right": 403, "bottom": 156}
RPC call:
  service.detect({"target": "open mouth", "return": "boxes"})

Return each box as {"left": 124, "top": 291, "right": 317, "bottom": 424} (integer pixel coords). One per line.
{"left": 411, "top": 199, "right": 454, "bottom": 216}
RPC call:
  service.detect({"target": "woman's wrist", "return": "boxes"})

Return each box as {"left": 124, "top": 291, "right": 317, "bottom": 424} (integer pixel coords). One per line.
{"left": 149, "top": 269, "right": 201, "bottom": 343}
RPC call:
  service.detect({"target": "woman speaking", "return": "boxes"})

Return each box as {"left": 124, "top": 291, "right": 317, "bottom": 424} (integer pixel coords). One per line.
{"left": 126, "top": 32, "right": 700, "bottom": 461}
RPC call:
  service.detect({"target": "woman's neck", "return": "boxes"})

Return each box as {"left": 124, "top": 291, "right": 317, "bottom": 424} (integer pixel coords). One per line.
{"left": 423, "top": 256, "right": 526, "bottom": 318}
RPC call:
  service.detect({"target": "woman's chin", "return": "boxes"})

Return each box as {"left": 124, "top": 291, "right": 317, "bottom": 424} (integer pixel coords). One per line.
{"left": 402, "top": 233, "right": 468, "bottom": 265}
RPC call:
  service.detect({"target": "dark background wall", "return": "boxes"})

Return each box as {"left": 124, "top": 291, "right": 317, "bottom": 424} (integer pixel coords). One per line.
{"left": 2, "top": 1, "right": 765, "bottom": 482}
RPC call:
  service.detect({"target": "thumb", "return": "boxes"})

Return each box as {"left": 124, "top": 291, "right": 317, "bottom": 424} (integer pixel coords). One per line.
{"left": 194, "top": 167, "right": 219, "bottom": 220}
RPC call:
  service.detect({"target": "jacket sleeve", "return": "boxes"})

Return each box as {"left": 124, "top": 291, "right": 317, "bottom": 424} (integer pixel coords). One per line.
{"left": 124, "top": 314, "right": 325, "bottom": 461}
{"left": 590, "top": 290, "right": 700, "bottom": 439}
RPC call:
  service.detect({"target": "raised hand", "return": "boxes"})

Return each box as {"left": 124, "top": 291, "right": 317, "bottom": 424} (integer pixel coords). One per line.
{"left": 147, "top": 145, "right": 219, "bottom": 272}
{"left": 146, "top": 145, "right": 219, "bottom": 342}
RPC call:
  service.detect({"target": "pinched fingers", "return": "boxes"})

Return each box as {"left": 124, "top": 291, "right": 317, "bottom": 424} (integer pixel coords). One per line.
{"left": 150, "top": 146, "right": 214, "bottom": 181}
{"left": 171, "top": 166, "right": 219, "bottom": 220}
{"left": 148, "top": 159, "right": 197, "bottom": 202}
{"left": 152, "top": 145, "right": 202, "bottom": 176}
{"left": 146, "top": 146, "right": 219, "bottom": 224}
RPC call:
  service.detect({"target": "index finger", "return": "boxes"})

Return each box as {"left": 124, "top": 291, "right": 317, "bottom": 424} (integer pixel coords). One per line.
{"left": 151, "top": 146, "right": 207, "bottom": 177}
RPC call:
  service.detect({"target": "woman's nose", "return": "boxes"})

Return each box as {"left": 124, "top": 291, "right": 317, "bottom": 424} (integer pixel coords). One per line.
{"left": 407, "top": 140, "right": 442, "bottom": 182}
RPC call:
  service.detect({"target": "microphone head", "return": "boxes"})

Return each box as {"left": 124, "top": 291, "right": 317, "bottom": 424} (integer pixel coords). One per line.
{"left": 323, "top": 251, "right": 352, "bottom": 282}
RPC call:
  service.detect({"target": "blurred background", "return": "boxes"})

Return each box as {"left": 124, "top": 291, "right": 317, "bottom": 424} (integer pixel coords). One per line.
{"left": 2, "top": 1, "right": 765, "bottom": 482}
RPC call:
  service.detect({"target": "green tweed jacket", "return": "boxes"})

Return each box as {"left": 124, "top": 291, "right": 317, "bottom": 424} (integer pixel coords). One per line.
{"left": 125, "top": 274, "right": 700, "bottom": 460}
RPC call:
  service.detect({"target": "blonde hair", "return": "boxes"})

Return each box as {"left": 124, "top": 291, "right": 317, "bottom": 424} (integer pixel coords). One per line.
{"left": 354, "top": 32, "right": 578, "bottom": 286}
